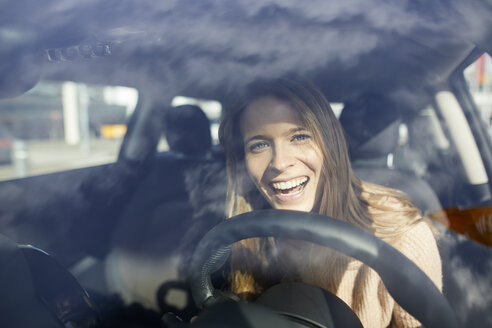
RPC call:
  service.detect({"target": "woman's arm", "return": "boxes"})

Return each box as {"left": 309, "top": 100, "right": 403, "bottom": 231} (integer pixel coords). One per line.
{"left": 391, "top": 220, "right": 443, "bottom": 327}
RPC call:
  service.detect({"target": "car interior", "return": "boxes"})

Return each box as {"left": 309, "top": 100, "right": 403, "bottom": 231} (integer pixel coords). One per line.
{"left": 1, "top": 1, "right": 492, "bottom": 327}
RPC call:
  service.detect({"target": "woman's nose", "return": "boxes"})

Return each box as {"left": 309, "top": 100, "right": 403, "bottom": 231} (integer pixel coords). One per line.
{"left": 270, "top": 145, "right": 295, "bottom": 171}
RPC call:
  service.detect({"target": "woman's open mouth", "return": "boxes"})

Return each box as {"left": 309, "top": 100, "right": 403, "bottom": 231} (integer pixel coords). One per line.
{"left": 271, "top": 177, "right": 309, "bottom": 197}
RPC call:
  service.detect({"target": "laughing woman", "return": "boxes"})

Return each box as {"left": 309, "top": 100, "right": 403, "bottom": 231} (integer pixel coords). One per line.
{"left": 219, "top": 77, "right": 442, "bottom": 328}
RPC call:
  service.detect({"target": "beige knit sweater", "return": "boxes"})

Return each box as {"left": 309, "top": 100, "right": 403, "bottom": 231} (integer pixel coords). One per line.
{"left": 232, "top": 220, "right": 442, "bottom": 327}
{"left": 331, "top": 221, "right": 443, "bottom": 328}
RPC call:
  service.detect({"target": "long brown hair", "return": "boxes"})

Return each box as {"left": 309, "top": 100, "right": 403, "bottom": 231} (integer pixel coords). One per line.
{"left": 219, "top": 76, "right": 425, "bottom": 310}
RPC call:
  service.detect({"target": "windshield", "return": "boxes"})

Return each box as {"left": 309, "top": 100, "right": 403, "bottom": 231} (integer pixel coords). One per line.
{"left": 1, "top": 2, "right": 492, "bottom": 328}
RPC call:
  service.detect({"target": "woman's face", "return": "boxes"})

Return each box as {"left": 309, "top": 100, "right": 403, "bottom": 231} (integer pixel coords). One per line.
{"left": 240, "top": 96, "right": 324, "bottom": 212}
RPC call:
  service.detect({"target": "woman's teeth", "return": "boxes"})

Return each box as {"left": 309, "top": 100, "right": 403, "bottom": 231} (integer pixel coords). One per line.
{"left": 272, "top": 177, "right": 308, "bottom": 194}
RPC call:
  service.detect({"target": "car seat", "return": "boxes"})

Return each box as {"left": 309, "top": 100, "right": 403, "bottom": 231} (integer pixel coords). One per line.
{"left": 103, "top": 104, "right": 226, "bottom": 312}
{"left": 340, "top": 97, "right": 492, "bottom": 327}
{"left": 339, "top": 95, "right": 442, "bottom": 215}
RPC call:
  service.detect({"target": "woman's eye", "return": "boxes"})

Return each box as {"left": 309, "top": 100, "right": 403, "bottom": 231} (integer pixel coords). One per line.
{"left": 249, "top": 141, "right": 269, "bottom": 152}
{"left": 292, "top": 134, "right": 310, "bottom": 142}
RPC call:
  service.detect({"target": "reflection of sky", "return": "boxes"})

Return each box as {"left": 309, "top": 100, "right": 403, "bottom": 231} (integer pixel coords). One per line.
{"left": 1, "top": 0, "right": 489, "bottom": 96}
{"left": 438, "top": 225, "right": 492, "bottom": 326}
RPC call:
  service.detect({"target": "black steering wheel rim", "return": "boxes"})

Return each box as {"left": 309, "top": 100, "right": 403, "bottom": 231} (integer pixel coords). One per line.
{"left": 189, "top": 209, "right": 458, "bottom": 328}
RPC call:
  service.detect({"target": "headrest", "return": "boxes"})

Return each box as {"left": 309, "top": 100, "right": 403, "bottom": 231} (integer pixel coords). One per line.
{"left": 339, "top": 94, "right": 401, "bottom": 160}
{"left": 164, "top": 104, "right": 212, "bottom": 157}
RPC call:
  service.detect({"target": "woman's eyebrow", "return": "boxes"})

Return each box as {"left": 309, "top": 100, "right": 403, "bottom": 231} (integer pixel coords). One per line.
{"left": 289, "top": 127, "right": 308, "bottom": 134}
{"left": 244, "top": 127, "right": 308, "bottom": 144}
{"left": 244, "top": 135, "right": 268, "bottom": 145}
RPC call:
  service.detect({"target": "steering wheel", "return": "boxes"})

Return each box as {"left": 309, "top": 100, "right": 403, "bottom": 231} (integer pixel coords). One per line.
{"left": 0, "top": 234, "right": 99, "bottom": 328}
{"left": 189, "top": 209, "right": 458, "bottom": 328}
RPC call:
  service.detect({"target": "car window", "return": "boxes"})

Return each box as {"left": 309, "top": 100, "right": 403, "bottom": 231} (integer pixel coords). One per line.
{"left": 0, "top": 80, "right": 138, "bottom": 181}
{"left": 331, "top": 102, "right": 344, "bottom": 118}
{"left": 465, "top": 53, "right": 492, "bottom": 134}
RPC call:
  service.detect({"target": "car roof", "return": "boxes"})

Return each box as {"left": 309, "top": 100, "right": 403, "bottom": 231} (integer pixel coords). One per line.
{"left": 1, "top": 1, "right": 492, "bottom": 106}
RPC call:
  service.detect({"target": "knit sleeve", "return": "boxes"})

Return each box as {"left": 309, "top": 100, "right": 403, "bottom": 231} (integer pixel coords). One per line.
{"left": 390, "top": 221, "right": 443, "bottom": 328}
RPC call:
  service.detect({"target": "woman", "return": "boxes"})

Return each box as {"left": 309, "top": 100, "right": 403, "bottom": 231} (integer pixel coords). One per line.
{"left": 218, "top": 77, "right": 442, "bottom": 328}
